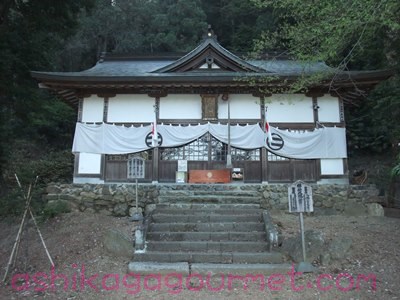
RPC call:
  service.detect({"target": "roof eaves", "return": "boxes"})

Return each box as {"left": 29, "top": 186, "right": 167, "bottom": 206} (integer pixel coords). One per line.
{"left": 152, "top": 37, "right": 265, "bottom": 74}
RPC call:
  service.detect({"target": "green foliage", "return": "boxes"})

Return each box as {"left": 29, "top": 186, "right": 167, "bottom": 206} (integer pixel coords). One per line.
{"left": 4, "top": 144, "right": 74, "bottom": 186}
{"left": 0, "top": 175, "right": 47, "bottom": 217}
{"left": 252, "top": 0, "right": 400, "bottom": 179}
{"left": 392, "top": 153, "right": 400, "bottom": 177}
{"left": 27, "top": 95, "right": 76, "bottom": 149}
{"left": 244, "top": 68, "right": 336, "bottom": 96}
{"left": 0, "top": 1, "right": 93, "bottom": 195}
{"left": 42, "top": 200, "right": 71, "bottom": 219}
{"left": 346, "top": 76, "right": 400, "bottom": 155}
{"left": 201, "top": 0, "right": 277, "bottom": 53}
{"left": 252, "top": 0, "right": 400, "bottom": 69}
{"left": 63, "top": 0, "right": 207, "bottom": 68}
{"left": 0, "top": 189, "right": 27, "bottom": 216}
{"left": 0, "top": 146, "right": 74, "bottom": 217}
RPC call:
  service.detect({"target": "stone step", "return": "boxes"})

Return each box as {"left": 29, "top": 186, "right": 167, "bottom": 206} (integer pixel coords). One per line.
{"left": 155, "top": 203, "right": 260, "bottom": 210}
{"left": 193, "top": 190, "right": 260, "bottom": 197}
{"left": 140, "top": 202, "right": 275, "bottom": 267}
{"left": 158, "top": 195, "right": 261, "bottom": 204}
{"left": 128, "top": 262, "right": 189, "bottom": 275}
{"left": 158, "top": 190, "right": 260, "bottom": 197}
{"left": 128, "top": 262, "right": 293, "bottom": 275}
{"left": 134, "top": 251, "right": 284, "bottom": 264}
{"left": 191, "top": 263, "right": 293, "bottom": 276}
{"left": 146, "top": 241, "right": 269, "bottom": 252}
{"left": 148, "top": 222, "right": 265, "bottom": 232}
{"left": 147, "top": 231, "right": 267, "bottom": 242}
{"left": 151, "top": 214, "right": 262, "bottom": 223}
{"left": 152, "top": 208, "right": 262, "bottom": 216}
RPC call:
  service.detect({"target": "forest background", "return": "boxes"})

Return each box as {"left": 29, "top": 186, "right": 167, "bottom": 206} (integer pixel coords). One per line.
{"left": 0, "top": 0, "right": 399, "bottom": 215}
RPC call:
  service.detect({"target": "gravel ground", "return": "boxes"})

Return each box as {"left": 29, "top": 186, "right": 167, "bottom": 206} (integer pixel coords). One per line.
{"left": 1, "top": 210, "right": 399, "bottom": 300}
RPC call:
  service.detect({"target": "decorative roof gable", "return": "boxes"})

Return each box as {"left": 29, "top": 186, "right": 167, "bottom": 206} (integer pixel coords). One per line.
{"left": 153, "top": 35, "right": 265, "bottom": 73}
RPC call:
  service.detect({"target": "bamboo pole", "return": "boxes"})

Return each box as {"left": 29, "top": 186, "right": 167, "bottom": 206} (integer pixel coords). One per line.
{"left": 2, "top": 180, "right": 32, "bottom": 283}
{"left": 28, "top": 207, "right": 54, "bottom": 267}
{"left": 2, "top": 175, "right": 54, "bottom": 283}
{"left": 18, "top": 175, "right": 54, "bottom": 266}
{"left": 11, "top": 184, "right": 32, "bottom": 268}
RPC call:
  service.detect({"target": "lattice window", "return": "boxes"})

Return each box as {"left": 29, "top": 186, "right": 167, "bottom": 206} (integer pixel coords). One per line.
{"left": 232, "top": 148, "right": 260, "bottom": 161}
{"left": 160, "top": 134, "right": 209, "bottom": 161}
{"left": 211, "top": 138, "right": 260, "bottom": 161}
{"left": 106, "top": 150, "right": 152, "bottom": 161}
{"left": 106, "top": 154, "right": 129, "bottom": 161}
{"left": 211, "top": 137, "right": 227, "bottom": 161}
{"left": 268, "top": 152, "right": 289, "bottom": 161}
{"left": 161, "top": 134, "right": 260, "bottom": 161}
{"left": 185, "top": 134, "right": 209, "bottom": 160}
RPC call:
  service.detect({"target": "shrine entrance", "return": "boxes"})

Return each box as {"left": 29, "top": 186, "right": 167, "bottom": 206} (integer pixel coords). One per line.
{"left": 103, "top": 133, "right": 318, "bottom": 184}
{"left": 158, "top": 133, "right": 262, "bottom": 183}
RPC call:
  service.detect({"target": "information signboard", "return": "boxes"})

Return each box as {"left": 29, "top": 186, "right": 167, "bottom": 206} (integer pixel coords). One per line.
{"left": 127, "top": 156, "right": 145, "bottom": 179}
{"left": 288, "top": 180, "right": 313, "bottom": 213}
{"left": 178, "top": 160, "right": 188, "bottom": 172}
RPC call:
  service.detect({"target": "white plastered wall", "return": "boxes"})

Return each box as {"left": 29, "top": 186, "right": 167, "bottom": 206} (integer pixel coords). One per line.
{"left": 108, "top": 95, "right": 155, "bottom": 122}
{"left": 317, "top": 95, "right": 341, "bottom": 123}
{"left": 78, "top": 153, "right": 102, "bottom": 174}
{"left": 82, "top": 95, "right": 104, "bottom": 122}
{"left": 159, "top": 94, "right": 202, "bottom": 119}
{"left": 266, "top": 94, "right": 314, "bottom": 123}
{"left": 320, "top": 158, "right": 344, "bottom": 175}
{"left": 218, "top": 94, "right": 260, "bottom": 119}
{"left": 78, "top": 96, "right": 104, "bottom": 180}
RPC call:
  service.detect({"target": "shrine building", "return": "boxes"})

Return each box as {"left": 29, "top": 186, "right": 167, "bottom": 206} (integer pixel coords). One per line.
{"left": 31, "top": 30, "right": 391, "bottom": 185}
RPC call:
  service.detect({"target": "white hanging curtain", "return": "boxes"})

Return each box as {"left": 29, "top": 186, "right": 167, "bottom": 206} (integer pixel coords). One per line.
{"left": 72, "top": 122, "right": 347, "bottom": 159}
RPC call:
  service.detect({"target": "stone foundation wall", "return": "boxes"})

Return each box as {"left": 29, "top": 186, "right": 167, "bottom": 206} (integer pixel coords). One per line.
{"left": 45, "top": 183, "right": 384, "bottom": 217}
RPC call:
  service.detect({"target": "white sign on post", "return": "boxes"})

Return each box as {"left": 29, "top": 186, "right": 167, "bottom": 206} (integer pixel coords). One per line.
{"left": 178, "top": 160, "right": 188, "bottom": 172}
{"left": 288, "top": 180, "right": 315, "bottom": 273}
{"left": 128, "top": 156, "right": 145, "bottom": 179}
{"left": 288, "top": 180, "right": 313, "bottom": 213}
{"left": 127, "top": 156, "right": 145, "bottom": 222}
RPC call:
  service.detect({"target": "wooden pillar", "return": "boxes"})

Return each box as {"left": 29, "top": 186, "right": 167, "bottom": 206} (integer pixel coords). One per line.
{"left": 306, "top": 90, "right": 324, "bottom": 182}
{"left": 97, "top": 94, "right": 115, "bottom": 181}
{"left": 100, "top": 96, "right": 109, "bottom": 181}
{"left": 255, "top": 92, "right": 271, "bottom": 184}
{"left": 152, "top": 97, "right": 160, "bottom": 183}
{"left": 336, "top": 93, "right": 349, "bottom": 181}
{"left": 305, "top": 90, "right": 323, "bottom": 126}
{"left": 148, "top": 92, "right": 167, "bottom": 183}
{"left": 77, "top": 98, "right": 83, "bottom": 122}
{"left": 103, "top": 97, "right": 109, "bottom": 123}
{"left": 312, "top": 96, "right": 319, "bottom": 125}
{"left": 260, "top": 96, "right": 268, "bottom": 183}
{"left": 152, "top": 148, "right": 159, "bottom": 183}
{"left": 74, "top": 98, "right": 84, "bottom": 180}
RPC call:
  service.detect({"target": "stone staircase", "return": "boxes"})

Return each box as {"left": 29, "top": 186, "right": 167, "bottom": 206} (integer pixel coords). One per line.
{"left": 157, "top": 189, "right": 262, "bottom": 205}
{"left": 129, "top": 189, "right": 291, "bottom": 275}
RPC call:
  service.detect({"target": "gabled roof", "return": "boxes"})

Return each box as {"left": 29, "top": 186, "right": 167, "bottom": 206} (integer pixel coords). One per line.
{"left": 31, "top": 31, "right": 394, "bottom": 107}
{"left": 31, "top": 33, "right": 337, "bottom": 82}
{"left": 153, "top": 36, "right": 265, "bottom": 73}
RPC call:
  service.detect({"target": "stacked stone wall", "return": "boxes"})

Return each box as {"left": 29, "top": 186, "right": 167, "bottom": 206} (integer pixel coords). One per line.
{"left": 45, "top": 183, "right": 383, "bottom": 217}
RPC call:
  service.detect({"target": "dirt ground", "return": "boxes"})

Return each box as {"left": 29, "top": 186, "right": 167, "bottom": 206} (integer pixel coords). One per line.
{"left": 1, "top": 210, "right": 400, "bottom": 300}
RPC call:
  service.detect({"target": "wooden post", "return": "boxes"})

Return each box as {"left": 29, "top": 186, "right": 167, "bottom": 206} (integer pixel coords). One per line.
{"left": 226, "top": 98, "right": 232, "bottom": 168}
{"left": 153, "top": 97, "right": 160, "bottom": 183}
{"left": 260, "top": 95, "right": 268, "bottom": 183}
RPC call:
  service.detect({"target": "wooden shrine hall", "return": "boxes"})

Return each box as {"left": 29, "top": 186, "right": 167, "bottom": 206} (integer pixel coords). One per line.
{"left": 31, "top": 29, "right": 391, "bottom": 185}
